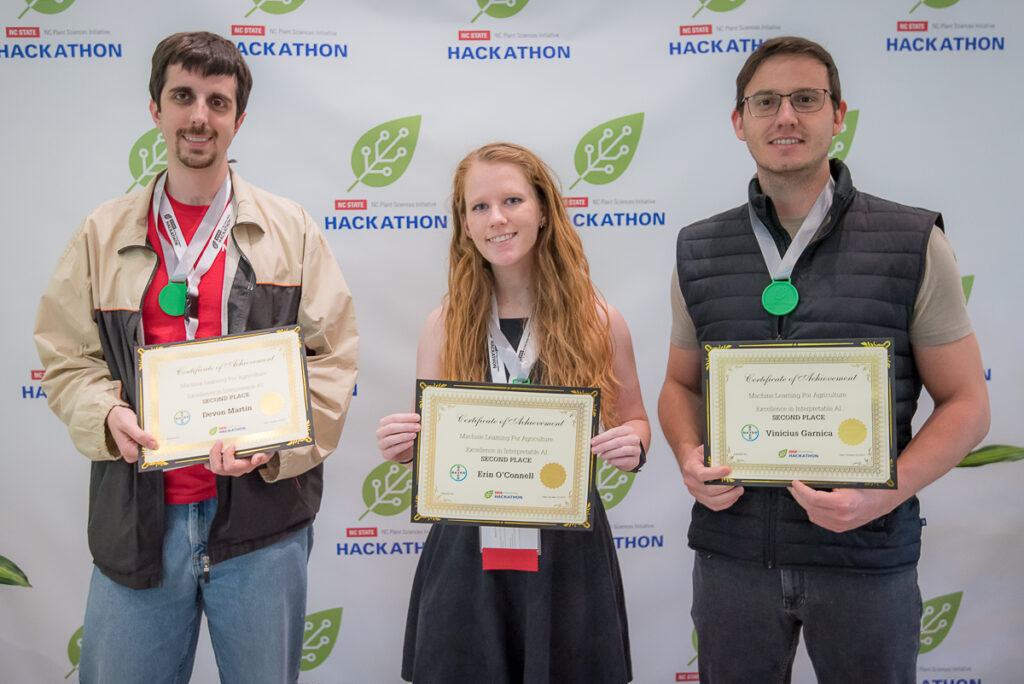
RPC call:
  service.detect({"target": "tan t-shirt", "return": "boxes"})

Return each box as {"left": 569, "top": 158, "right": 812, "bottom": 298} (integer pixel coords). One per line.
{"left": 670, "top": 225, "right": 972, "bottom": 349}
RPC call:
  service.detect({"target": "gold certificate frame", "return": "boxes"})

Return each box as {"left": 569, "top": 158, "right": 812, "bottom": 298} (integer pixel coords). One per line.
{"left": 411, "top": 380, "right": 600, "bottom": 529}
{"left": 135, "top": 326, "right": 313, "bottom": 471}
{"left": 703, "top": 339, "right": 897, "bottom": 489}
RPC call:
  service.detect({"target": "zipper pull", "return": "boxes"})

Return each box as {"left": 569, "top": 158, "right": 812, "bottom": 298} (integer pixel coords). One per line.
{"left": 202, "top": 555, "right": 211, "bottom": 584}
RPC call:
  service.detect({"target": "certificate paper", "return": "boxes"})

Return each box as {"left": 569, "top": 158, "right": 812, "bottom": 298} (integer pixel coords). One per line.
{"left": 412, "top": 381, "right": 599, "bottom": 529}
{"left": 135, "top": 327, "right": 313, "bottom": 471}
{"left": 704, "top": 340, "right": 896, "bottom": 488}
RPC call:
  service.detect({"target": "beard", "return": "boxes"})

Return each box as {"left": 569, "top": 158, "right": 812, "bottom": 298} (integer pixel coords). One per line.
{"left": 174, "top": 127, "right": 218, "bottom": 170}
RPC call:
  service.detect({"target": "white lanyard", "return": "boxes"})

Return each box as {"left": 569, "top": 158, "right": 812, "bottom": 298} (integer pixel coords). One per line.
{"left": 150, "top": 172, "right": 234, "bottom": 340}
{"left": 748, "top": 176, "right": 834, "bottom": 281}
{"left": 486, "top": 295, "right": 538, "bottom": 383}
{"left": 482, "top": 295, "right": 541, "bottom": 564}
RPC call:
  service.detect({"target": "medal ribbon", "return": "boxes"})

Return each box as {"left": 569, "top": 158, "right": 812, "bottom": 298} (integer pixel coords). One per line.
{"left": 748, "top": 176, "right": 834, "bottom": 282}
{"left": 481, "top": 294, "right": 540, "bottom": 570}
{"left": 486, "top": 295, "right": 538, "bottom": 384}
{"left": 150, "top": 172, "right": 234, "bottom": 340}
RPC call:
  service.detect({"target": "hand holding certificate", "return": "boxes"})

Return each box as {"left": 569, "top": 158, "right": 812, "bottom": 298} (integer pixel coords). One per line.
{"left": 411, "top": 381, "right": 600, "bottom": 529}
{"left": 703, "top": 339, "right": 897, "bottom": 488}
{"left": 134, "top": 327, "right": 314, "bottom": 471}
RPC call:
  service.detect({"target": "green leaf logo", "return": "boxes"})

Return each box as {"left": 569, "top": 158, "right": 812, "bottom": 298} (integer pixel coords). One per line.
{"left": 0, "top": 554, "right": 30, "bottom": 587}
{"left": 245, "top": 0, "right": 306, "bottom": 18}
{"left": 920, "top": 591, "right": 962, "bottom": 654}
{"left": 484, "top": 490, "right": 494, "bottom": 499}
{"left": 829, "top": 109, "right": 859, "bottom": 162}
{"left": 778, "top": 449, "right": 788, "bottom": 459}
{"left": 64, "top": 625, "right": 83, "bottom": 679}
{"left": 595, "top": 459, "right": 635, "bottom": 510}
{"left": 126, "top": 128, "right": 167, "bottom": 194}
{"left": 347, "top": 115, "right": 422, "bottom": 192}
{"left": 957, "top": 444, "right": 1024, "bottom": 468}
{"left": 692, "top": 0, "right": 746, "bottom": 18}
{"left": 687, "top": 627, "right": 699, "bottom": 665}
{"left": 569, "top": 113, "right": 644, "bottom": 190}
{"left": 358, "top": 461, "right": 413, "bottom": 520}
{"left": 960, "top": 274, "right": 974, "bottom": 303}
{"left": 209, "top": 427, "right": 218, "bottom": 436}
{"left": 471, "top": 0, "right": 530, "bottom": 23}
{"left": 910, "top": 0, "right": 960, "bottom": 13}
{"left": 301, "top": 607, "right": 341, "bottom": 671}
{"left": 18, "top": 0, "right": 76, "bottom": 20}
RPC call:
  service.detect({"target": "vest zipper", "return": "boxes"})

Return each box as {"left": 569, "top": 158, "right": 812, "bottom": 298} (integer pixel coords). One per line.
{"left": 764, "top": 488, "right": 778, "bottom": 568}
{"left": 202, "top": 554, "right": 211, "bottom": 584}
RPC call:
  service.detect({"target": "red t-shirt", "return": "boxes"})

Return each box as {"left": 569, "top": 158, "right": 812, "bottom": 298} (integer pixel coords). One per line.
{"left": 143, "top": 193, "right": 228, "bottom": 504}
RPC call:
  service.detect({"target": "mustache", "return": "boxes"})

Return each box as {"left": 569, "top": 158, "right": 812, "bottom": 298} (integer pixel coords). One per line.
{"left": 177, "top": 126, "right": 216, "bottom": 137}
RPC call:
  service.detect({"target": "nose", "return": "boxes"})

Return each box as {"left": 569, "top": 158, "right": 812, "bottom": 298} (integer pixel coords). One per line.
{"left": 775, "top": 96, "right": 799, "bottom": 125}
{"left": 189, "top": 98, "right": 210, "bottom": 127}
{"left": 488, "top": 204, "right": 507, "bottom": 226}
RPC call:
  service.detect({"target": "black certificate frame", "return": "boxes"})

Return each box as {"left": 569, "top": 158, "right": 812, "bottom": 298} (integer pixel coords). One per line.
{"left": 134, "top": 325, "right": 314, "bottom": 471}
{"left": 411, "top": 379, "right": 601, "bottom": 530}
{"left": 702, "top": 338, "right": 897, "bottom": 489}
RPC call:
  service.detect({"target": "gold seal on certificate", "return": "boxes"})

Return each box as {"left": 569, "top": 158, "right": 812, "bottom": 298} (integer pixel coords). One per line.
{"left": 703, "top": 339, "right": 897, "bottom": 488}
{"left": 411, "top": 381, "right": 600, "bottom": 529}
{"left": 134, "top": 327, "right": 314, "bottom": 471}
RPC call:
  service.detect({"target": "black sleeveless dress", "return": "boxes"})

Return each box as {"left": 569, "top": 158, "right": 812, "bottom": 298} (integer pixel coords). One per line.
{"left": 400, "top": 319, "right": 632, "bottom": 683}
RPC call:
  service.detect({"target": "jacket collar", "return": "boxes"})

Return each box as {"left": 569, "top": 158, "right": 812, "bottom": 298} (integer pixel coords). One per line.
{"left": 747, "top": 158, "right": 857, "bottom": 247}
{"left": 116, "top": 167, "right": 265, "bottom": 254}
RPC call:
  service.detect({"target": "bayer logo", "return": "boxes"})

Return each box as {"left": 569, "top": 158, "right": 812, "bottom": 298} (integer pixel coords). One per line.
{"left": 174, "top": 410, "right": 191, "bottom": 426}
{"left": 449, "top": 464, "right": 468, "bottom": 482}
{"left": 740, "top": 424, "right": 759, "bottom": 441}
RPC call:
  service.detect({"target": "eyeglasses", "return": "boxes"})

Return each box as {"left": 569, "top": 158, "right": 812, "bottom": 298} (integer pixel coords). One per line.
{"left": 741, "top": 88, "right": 831, "bottom": 117}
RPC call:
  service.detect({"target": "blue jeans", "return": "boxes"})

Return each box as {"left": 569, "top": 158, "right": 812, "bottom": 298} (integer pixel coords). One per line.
{"left": 691, "top": 551, "right": 921, "bottom": 684}
{"left": 79, "top": 498, "right": 312, "bottom": 684}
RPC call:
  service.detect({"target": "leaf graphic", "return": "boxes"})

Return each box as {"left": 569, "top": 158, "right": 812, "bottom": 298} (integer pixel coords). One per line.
{"left": 920, "top": 591, "right": 962, "bottom": 654}
{"left": 569, "top": 113, "right": 644, "bottom": 190}
{"left": 358, "top": 461, "right": 413, "bottom": 520}
{"left": 485, "top": 490, "right": 494, "bottom": 498}
{"left": 245, "top": 0, "right": 306, "bottom": 18}
{"left": 126, "top": 128, "right": 167, "bottom": 194}
{"left": 960, "top": 274, "right": 974, "bottom": 303}
{"left": 778, "top": 449, "right": 788, "bottom": 459}
{"left": 0, "top": 554, "right": 30, "bottom": 587}
{"left": 19, "top": 0, "right": 75, "bottom": 19}
{"left": 692, "top": 0, "right": 746, "bottom": 18}
{"left": 300, "top": 607, "right": 342, "bottom": 671}
{"left": 957, "top": 444, "right": 1024, "bottom": 468}
{"left": 688, "top": 627, "right": 699, "bottom": 665}
{"left": 910, "top": 0, "right": 959, "bottom": 13}
{"left": 347, "top": 115, "right": 422, "bottom": 192}
{"left": 595, "top": 459, "right": 635, "bottom": 510}
{"left": 471, "top": 0, "right": 530, "bottom": 23}
{"left": 65, "top": 625, "right": 83, "bottom": 679}
{"left": 829, "top": 109, "right": 859, "bottom": 161}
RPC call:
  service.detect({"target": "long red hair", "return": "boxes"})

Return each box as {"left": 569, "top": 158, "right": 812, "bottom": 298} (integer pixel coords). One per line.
{"left": 442, "top": 142, "right": 619, "bottom": 425}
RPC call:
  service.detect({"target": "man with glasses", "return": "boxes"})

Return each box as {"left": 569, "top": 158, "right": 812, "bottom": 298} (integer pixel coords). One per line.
{"left": 658, "top": 36, "right": 988, "bottom": 681}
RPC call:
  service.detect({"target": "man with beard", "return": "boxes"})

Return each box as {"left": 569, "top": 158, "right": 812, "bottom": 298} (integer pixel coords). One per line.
{"left": 34, "top": 32, "right": 358, "bottom": 683}
{"left": 658, "top": 36, "right": 988, "bottom": 682}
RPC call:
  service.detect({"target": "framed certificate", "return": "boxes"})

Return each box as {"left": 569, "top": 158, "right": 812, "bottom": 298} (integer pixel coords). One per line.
{"left": 411, "top": 380, "right": 600, "bottom": 529}
{"left": 703, "top": 339, "right": 896, "bottom": 488}
{"left": 135, "top": 327, "right": 314, "bottom": 471}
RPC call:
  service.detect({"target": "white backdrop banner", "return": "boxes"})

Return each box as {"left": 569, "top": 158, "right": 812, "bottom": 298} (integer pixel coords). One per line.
{"left": 1, "top": 1, "right": 1020, "bottom": 683}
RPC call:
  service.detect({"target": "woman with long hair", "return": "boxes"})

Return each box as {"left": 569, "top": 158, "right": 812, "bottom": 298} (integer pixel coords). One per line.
{"left": 377, "top": 142, "right": 650, "bottom": 683}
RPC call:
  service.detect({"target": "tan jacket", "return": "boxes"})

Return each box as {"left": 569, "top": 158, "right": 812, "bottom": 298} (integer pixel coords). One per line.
{"left": 34, "top": 169, "right": 358, "bottom": 587}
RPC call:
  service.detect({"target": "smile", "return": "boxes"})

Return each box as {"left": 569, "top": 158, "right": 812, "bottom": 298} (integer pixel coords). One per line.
{"left": 488, "top": 232, "right": 516, "bottom": 243}
{"left": 770, "top": 138, "right": 802, "bottom": 145}
{"left": 183, "top": 135, "right": 212, "bottom": 143}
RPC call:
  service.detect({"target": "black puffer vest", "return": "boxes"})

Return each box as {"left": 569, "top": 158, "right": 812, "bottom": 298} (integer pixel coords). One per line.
{"left": 677, "top": 160, "right": 941, "bottom": 571}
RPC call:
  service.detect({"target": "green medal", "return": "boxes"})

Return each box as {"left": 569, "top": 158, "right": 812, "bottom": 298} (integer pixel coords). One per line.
{"left": 762, "top": 280, "right": 799, "bottom": 316}
{"left": 158, "top": 282, "right": 187, "bottom": 316}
